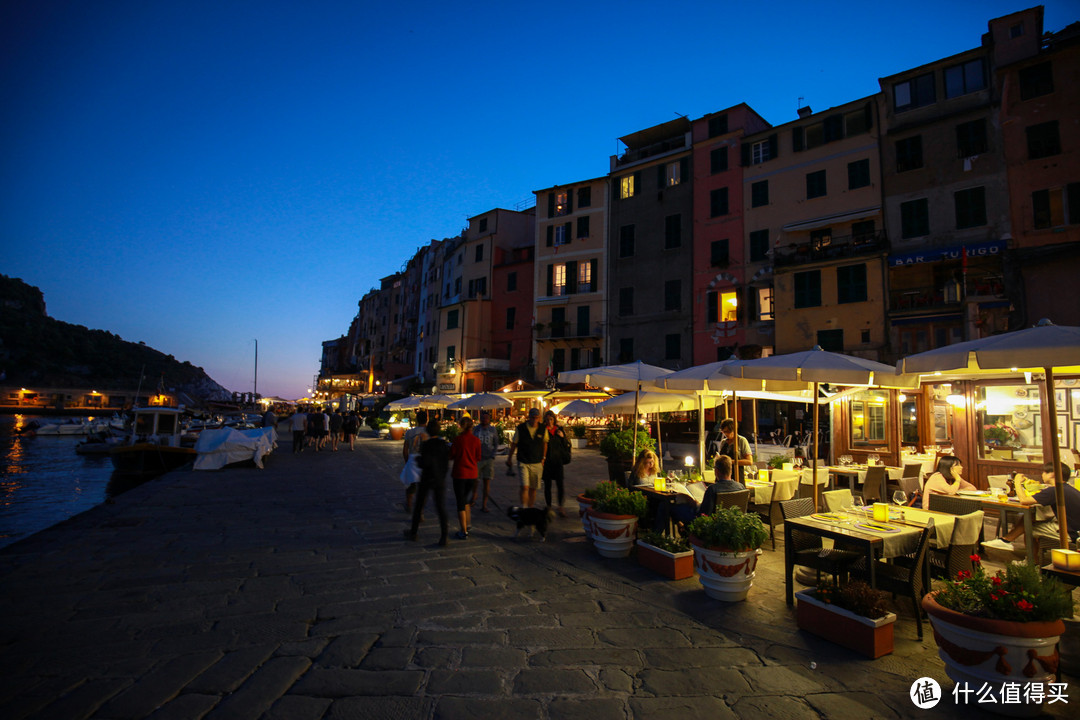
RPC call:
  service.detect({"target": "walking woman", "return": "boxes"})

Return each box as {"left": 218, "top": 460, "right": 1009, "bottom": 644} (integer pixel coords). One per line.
{"left": 541, "top": 410, "right": 569, "bottom": 516}
{"left": 450, "top": 417, "right": 481, "bottom": 540}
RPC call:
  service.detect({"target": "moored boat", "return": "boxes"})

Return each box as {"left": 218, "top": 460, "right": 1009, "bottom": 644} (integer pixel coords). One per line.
{"left": 109, "top": 407, "right": 196, "bottom": 477}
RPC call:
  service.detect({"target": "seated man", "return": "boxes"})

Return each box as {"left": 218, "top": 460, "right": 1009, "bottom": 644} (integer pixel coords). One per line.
{"left": 983, "top": 461, "right": 1080, "bottom": 552}
{"left": 669, "top": 456, "right": 745, "bottom": 527}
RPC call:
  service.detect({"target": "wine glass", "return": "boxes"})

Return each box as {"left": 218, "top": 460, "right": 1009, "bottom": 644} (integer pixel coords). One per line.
{"left": 852, "top": 495, "right": 865, "bottom": 513}
{"left": 746, "top": 464, "right": 758, "bottom": 481}
{"left": 892, "top": 490, "right": 907, "bottom": 507}
{"left": 793, "top": 456, "right": 803, "bottom": 470}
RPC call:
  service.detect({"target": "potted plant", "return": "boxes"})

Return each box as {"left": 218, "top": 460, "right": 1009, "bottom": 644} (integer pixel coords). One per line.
{"left": 578, "top": 481, "right": 618, "bottom": 535}
{"left": 599, "top": 429, "right": 656, "bottom": 484}
{"left": 636, "top": 530, "right": 694, "bottom": 580}
{"left": 795, "top": 581, "right": 896, "bottom": 658}
{"left": 585, "top": 487, "right": 647, "bottom": 558}
{"left": 982, "top": 421, "right": 1020, "bottom": 447}
{"left": 923, "top": 556, "right": 1074, "bottom": 715}
{"left": 569, "top": 423, "right": 588, "bottom": 449}
{"left": 686, "top": 507, "right": 768, "bottom": 602}
{"left": 767, "top": 454, "right": 792, "bottom": 470}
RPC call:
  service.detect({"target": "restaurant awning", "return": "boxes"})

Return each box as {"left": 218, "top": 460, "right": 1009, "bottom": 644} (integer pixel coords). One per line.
{"left": 782, "top": 206, "right": 880, "bottom": 233}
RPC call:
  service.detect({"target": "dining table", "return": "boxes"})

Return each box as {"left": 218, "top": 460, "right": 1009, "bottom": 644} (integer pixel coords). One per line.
{"left": 745, "top": 472, "right": 799, "bottom": 506}
{"left": 951, "top": 487, "right": 1054, "bottom": 566}
{"left": 783, "top": 506, "right": 951, "bottom": 605}
{"left": 827, "top": 464, "right": 904, "bottom": 495}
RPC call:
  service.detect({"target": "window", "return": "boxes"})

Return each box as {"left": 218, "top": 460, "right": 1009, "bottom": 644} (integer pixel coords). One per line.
{"left": 577, "top": 215, "right": 590, "bottom": 239}
{"left": 896, "top": 135, "right": 923, "bottom": 172}
{"left": 757, "top": 287, "right": 774, "bottom": 320}
{"left": 446, "top": 345, "right": 455, "bottom": 363}
{"left": 619, "top": 287, "right": 633, "bottom": 316}
{"left": 708, "top": 114, "right": 728, "bottom": 137}
{"left": 618, "top": 338, "right": 634, "bottom": 363}
{"left": 944, "top": 58, "right": 986, "bottom": 98}
{"left": 446, "top": 309, "right": 459, "bottom": 329}
{"left": 751, "top": 180, "right": 769, "bottom": 207}
{"left": 1032, "top": 185, "right": 1080, "bottom": 229}
{"left": 848, "top": 159, "right": 870, "bottom": 189}
{"left": 577, "top": 260, "right": 593, "bottom": 292}
{"left": 861, "top": 329, "right": 871, "bottom": 344}
{"left": 751, "top": 140, "right": 770, "bottom": 164}
{"left": 570, "top": 347, "right": 580, "bottom": 370}
{"left": 552, "top": 264, "right": 567, "bottom": 296}
{"left": 806, "top": 170, "right": 826, "bottom": 199}
{"left": 845, "top": 104, "right": 871, "bottom": 136}
{"left": 954, "top": 187, "right": 987, "bottom": 229}
{"left": 576, "top": 305, "right": 590, "bottom": 336}
{"left": 505, "top": 307, "right": 515, "bottom": 330}
{"left": 710, "top": 146, "right": 728, "bottom": 174}
{"left": 893, "top": 73, "right": 935, "bottom": 111}
{"left": 710, "top": 187, "right": 729, "bottom": 217}
{"left": 552, "top": 348, "right": 565, "bottom": 373}
{"left": 662, "top": 160, "right": 684, "bottom": 187}
{"left": 474, "top": 244, "right": 483, "bottom": 262}
{"left": 976, "top": 383, "right": 1044, "bottom": 458}
{"left": 454, "top": 277, "right": 462, "bottom": 295}
{"left": 665, "top": 334, "right": 681, "bottom": 361}
{"left": 1011, "top": 22, "right": 1025, "bottom": 38}
{"left": 550, "top": 308, "right": 566, "bottom": 337}
{"left": 707, "top": 290, "right": 738, "bottom": 323}
{"left": 850, "top": 389, "right": 888, "bottom": 446}
{"left": 749, "top": 230, "right": 769, "bottom": 262}
{"left": 741, "top": 135, "right": 778, "bottom": 165}
{"left": 817, "top": 329, "right": 844, "bottom": 352}
{"left": 852, "top": 220, "right": 876, "bottom": 242}
{"left": 710, "top": 239, "right": 729, "bottom": 267}
{"left": 619, "top": 225, "right": 635, "bottom": 257}
{"left": 811, "top": 228, "right": 831, "bottom": 250}
{"left": 554, "top": 191, "right": 569, "bottom": 216}
{"left": 619, "top": 174, "right": 635, "bottom": 199}
{"left": 577, "top": 186, "right": 591, "bottom": 208}
{"left": 664, "top": 214, "right": 682, "bottom": 249}
{"left": 956, "top": 119, "right": 988, "bottom": 158}
{"left": 837, "top": 263, "right": 868, "bottom": 304}
{"left": 793, "top": 270, "right": 822, "bottom": 308}
{"left": 664, "top": 279, "right": 681, "bottom": 311}
{"left": 478, "top": 218, "right": 487, "bottom": 233}
{"left": 506, "top": 272, "right": 517, "bottom": 292}
{"left": 900, "top": 198, "right": 930, "bottom": 238}
{"left": 1019, "top": 62, "right": 1053, "bottom": 101}
{"left": 1026, "top": 121, "right": 1061, "bottom": 159}
{"left": 467, "top": 277, "right": 487, "bottom": 298}
{"left": 554, "top": 223, "right": 569, "bottom": 246}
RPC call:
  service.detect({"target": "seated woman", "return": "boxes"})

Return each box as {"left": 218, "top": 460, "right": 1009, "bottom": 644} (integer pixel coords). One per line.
{"left": 630, "top": 449, "right": 661, "bottom": 487}
{"left": 921, "top": 455, "right": 976, "bottom": 497}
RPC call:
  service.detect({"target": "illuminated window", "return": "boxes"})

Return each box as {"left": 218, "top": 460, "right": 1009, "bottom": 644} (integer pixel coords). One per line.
{"left": 555, "top": 191, "right": 569, "bottom": 216}
{"left": 850, "top": 390, "right": 888, "bottom": 446}
{"left": 757, "top": 287, "right": 773, "bottom": 321}
{"left": 720, "top": 291, "right": 738, "bottom": 322}
{"left": 552, "top": 264, "right": 566, "bottom": 296}
{"left": 620, "top": 175, "right": 635, "bottom": 199}
{"left": 664, "top": 161, "right": 681, "bottom": 186}
{"left": 976, "top": 383, "right": 1044, "bottom": 460}
{"left": 577, "top": 262, "right": 591, "bottom": 290}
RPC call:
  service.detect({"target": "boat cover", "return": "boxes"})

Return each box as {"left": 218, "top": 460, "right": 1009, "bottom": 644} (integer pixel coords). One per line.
{"left": 194, "top": 427, "right": 276, "bottom": 470}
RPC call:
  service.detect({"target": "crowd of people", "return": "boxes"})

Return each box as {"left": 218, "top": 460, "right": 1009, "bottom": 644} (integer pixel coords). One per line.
{"left": 279, "top": 407, "right": 363, "bottom": 453}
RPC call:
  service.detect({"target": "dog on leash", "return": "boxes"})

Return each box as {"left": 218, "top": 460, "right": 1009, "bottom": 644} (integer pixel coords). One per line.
{"left": 507, "top": 506, "right": 556, "bottom": 541}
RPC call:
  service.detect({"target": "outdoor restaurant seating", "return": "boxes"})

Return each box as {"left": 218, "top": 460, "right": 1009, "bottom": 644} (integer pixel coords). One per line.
{"left": 821, "top": 488, "right": 852, "bottom": 512}
{"left": 709, "top": 488, "right": 750, "bottom": 513}
{"left": 925, "top": 493, "right": 983, "bottom": 516}
{"left": 852, "top": 524, "right": 934, "bottom": 640}
{"left": 928, "top": 510, "right": 983, "bottom": 580}
{"left": 759, "top": 474, "right": 799, "bottom": 550}
{"left": 780, "top": 498, "right": 863, "bottom": 585}
{"left": 861, "top": 465, "right": 887, "bottom": 503}
{"left": 797, "top": 467, "right": 831, "bottom": 500}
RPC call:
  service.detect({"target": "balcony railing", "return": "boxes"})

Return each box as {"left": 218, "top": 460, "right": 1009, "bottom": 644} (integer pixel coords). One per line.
{"left": 535, "top": 322, "right": 603, "bottom": 340}
{"left": 614, "top": 136, "right": 687, "bottom": 167}
{"left": 773, "top": 230, "right": 888, "bottom": 267}
{"left": 890, "top": 276, "right": 1006, "bottom": 314}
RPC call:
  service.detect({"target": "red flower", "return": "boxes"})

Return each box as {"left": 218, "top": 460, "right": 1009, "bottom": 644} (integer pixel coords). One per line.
{"left": 992, "top": 576, "right": 1003, "bottom": 586}
{"left": 969, "top": 554, "right": 981, "bottom": 563}
{"left": 1016, "top": 599, "right": 1034, "bottom": 612}
{"left": 957, "top": 570, "right": 972, "bottom": 580}
{"left": 991, "top": 594, "right": 1000, "bottom": 602}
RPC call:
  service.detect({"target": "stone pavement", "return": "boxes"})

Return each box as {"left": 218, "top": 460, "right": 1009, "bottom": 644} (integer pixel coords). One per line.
{"left": 0, "top": 431, "right": 1075, "bottom": 719}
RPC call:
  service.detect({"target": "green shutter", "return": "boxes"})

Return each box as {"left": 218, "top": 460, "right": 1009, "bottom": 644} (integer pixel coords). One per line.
{"left": 565, "top": 261, "right": 577, "bottom": 294}
{"left": 546, "top": 264, "right": 554, "bottom": 296}
{"left": 793, "top": 127, "right": 805, "bottom": 152}
{"left": 546, "top": 225, "right": 553, "bottom": 247}
{"left": 548, "top": 193, "right": 555, "bottom": 218}
{"left": 768, "top": 134, "right": 779, "bottom": 159}
{"left": 707, "top": 291, "right": 718, "bottom": 324}
{"left": 589, "top": 259, "right": 598, "bottom": 291}
{"left": 566, "top": 190, "right": 573, "bottom": 214}
{"left": 741, "top": 143, "right": 751, "bottom": 166}
{"left": 657, "top": 164, "right": 666, "bottom": 188}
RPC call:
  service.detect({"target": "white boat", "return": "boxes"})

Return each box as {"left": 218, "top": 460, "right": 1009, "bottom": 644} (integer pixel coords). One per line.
{"left": 109, "top": 407, "right": 196, "bottom": 477}
{"left": 35, "top": 418, "right": 110, "bottom": 436}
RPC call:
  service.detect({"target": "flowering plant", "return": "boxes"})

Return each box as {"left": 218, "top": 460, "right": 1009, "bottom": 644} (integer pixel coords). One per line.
{"left": 982, "top": 421, "right": 1019, "bottom": 446}
{"left": 813, "top": 580, "right": 891, "bottom": 620}
{"left": 934, "top": 555, "right": 1073, "bottom": 622}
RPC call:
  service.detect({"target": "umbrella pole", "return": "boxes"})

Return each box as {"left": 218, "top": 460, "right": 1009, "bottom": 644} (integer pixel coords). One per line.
{"left": 656, "top": 413, "right": 663, "bottom": 472}
{"left": 812, "top": 381, "right": 820, "bottom": 512}
{"left": 632, "top": 382, "right": 641, "bottom": 465}
{"left": 698, "top": 395, "right": 706, "bottom": 480}
{"left": 752, "top": 399, "right": 759, "bottom": 461}
{"left": 1045, "top": 367, "right": 1068, "bottom": 549}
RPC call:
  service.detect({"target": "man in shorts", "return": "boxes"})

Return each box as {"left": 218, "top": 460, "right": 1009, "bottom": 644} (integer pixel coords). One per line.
{"left": 507, "top": 407, "right": 546, "bottom": 508}
{"left": 473, "top": 411, "right": 501, "bottom": 512}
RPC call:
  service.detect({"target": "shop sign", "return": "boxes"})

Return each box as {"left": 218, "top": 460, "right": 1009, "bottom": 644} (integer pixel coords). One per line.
{"left": 889, "top": 240, "right": 1006, "bottom": 268}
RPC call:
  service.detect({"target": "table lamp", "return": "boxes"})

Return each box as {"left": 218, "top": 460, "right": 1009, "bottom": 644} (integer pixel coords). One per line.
{"left": 1051, "top": 549, "right": 1080, "bottom": 571}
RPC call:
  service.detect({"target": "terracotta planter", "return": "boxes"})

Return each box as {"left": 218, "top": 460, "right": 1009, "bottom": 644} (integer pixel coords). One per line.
{"left": 584, "top": 509, "right": 638, "bottom": 558}
{"left": 922, "top": 592, "right": 1065, "bottom": 716}
{"left": 577, "top": 494, "right": 594, "bottom": 536}
{"left": 689, "top": 538, "right": 760, "bottom": 602}
{"left": 637, "top": 541, "right": 694, "bottom": 580}
{"left": 795, "top": 590, "right": 896, "bottom": 659}
{"left": 388, "top": 426, "right": 406, "bottom": 441}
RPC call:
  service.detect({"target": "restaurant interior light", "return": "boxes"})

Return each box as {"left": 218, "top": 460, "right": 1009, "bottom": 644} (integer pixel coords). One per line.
{"left": 946, "top": 394, "right": 965, "bottom": 407}
{"left": 684, "top": 456, "right": 694, "bottom": 467}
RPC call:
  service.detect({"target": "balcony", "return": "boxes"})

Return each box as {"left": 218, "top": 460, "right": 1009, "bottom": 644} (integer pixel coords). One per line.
{"left": 890, "top": 276, "right": 1006, "bottom": 314}
{"left": 535, "top": 321, "right": 603, "bottom": 341}
{"left": 614, "top": 135, "right": 687, "bottom": 167}
{"left": 773, "top": 230, "right": 888, "bottom": 268}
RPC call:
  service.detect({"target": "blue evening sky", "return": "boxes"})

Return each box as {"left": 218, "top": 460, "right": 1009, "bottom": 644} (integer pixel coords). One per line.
{"left": 2, "top": 1, "right": 1075, "bottom": 400}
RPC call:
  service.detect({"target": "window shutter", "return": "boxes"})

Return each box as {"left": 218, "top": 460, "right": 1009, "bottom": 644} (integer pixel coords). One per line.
{"left": 589, "top": 259, "right": 598, "bottom": 291}
{"left": 707, "top": 291, "right": 718, "bottom": 324}
{"left": 680, "top": 157, "right": 689, "bottom": 183}
{"left": 793, "top": 127, "right": 805, "bottom": 152}
{"left": 546, "top": 225, "right": 553, "bottom": 247}
{"left": 566, "top": 190, "right": 573, "bottom": 214}
{"left": 657, "top": 164, "right": 666, "bottom": 188}
{"left": 546, "top": 264, "right": 554, "bottom": 296}
{"left": 824, "top": 115, "right": 843, "bottom": 143}
{"left": 565, "top": 261, "right": 577, "bottom": 294}
{"left": 741, "top": 143, "right": 751, "bottom": 166}
{"left": 564, "top": 222, "right": 572, "bottom": 244}
{"left": 768, "top": 134, "right": 779, "bottom": 159}
{"left": 547, "top": 193, "right": 555, "bottom": 218}
{"left": 634, "top": 172, "right": 641, "bottom": 192}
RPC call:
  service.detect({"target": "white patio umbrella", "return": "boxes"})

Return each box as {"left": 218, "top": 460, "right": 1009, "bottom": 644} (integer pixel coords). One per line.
{"left": 447, "top": 393, "right": 513, "bottom": 412}
{"left": 722, "top": 346, "right": 919, "bottom": 510}
{"left": 597, "top": 392, "right": 710, "bottom": 465}
{"left": 898, "top": 319, "right": 1080, "bottom": 548}
{"left": 559, "top": 361, "right": 674, "bottom": 460}
{"left": 384, "top": 396, "right": 422, "bottom": 411}
{"left": 552, "top": 399, "right": 605, "bottom": 418}
{"left": 418, "top": 394, "right": 457, "bottom": 409}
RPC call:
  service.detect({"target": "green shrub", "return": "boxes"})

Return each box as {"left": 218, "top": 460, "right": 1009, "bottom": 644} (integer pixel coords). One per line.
{"left": 686, "top": 507, "right": 768, "bottom": 551}
{"left": 570, "top": 423, "right": 587, "bottom": 438}
{"left": 582, "top": 481, "right": 620, "bottom": 502}
{"left": 767, "top": 454, "right": 791, "bottom": 470}
{"left": 638, "top": 530, "right": 690, "bottom": 553}
{"left": 599, "top": 429, "right": 656, "bottom": 461}
{"left": 593, "top": 487, "right": 648, "bottom": 520}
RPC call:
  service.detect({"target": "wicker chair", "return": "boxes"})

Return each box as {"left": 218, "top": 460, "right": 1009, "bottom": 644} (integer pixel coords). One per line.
{"left": 699, "top": 487, "right": 750, "bottom": 515}
{"left": 758, "top": 476, "right": 799, "bottom": 550}
{"left": 860, "top": 466, "right": 886, "bottom": 504}
{"left": 930, "top": 511, "right": 983, "bottom": 580}
{"left": 853, "top": 523, "right": 934, "bottom": 640}
{"left": 780, "top": 498, "right": 863, "bottom": 584}
{"left": 925, "top": 493, "right": 983, "bottom": 516}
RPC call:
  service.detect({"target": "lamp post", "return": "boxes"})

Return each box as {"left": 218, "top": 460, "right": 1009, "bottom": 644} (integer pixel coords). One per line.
{"left": 252, "top": 339, "right": 258, "bottom": 404}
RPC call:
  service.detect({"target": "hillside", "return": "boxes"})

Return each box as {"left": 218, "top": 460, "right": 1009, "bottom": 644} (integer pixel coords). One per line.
{"left": 0, "top": 275, "right": 231, "bottom": 403}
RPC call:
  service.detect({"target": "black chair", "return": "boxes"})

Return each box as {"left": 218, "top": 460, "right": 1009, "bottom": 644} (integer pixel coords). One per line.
{"left": 899, "top": 463, "right": 923, "bottom": 496}
{"left": 853, "top": 523, "right": 934, "bottom": 640}
{"left": 780, "top": 498, "right": 863, "bottom": 584}
{"left": 860, "top": 466, "right": 886, "bottom": 504}
{"left": 716, "top": 488, "right": 750, "bottom": 512}
{"left": 925, "top": 493, "right": 983, "bottom": 516}
{"left": 930, "top": 511, "right": 983, "bottom": 580}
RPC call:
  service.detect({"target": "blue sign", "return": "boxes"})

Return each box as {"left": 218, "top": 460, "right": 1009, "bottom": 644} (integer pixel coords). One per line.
{"left": 889, "top": 240, "right": 1006, "bottom": 267}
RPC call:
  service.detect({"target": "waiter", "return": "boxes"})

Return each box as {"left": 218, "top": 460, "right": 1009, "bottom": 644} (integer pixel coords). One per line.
{"left": 712, "top": 418, "right": 753, "bottom": 483}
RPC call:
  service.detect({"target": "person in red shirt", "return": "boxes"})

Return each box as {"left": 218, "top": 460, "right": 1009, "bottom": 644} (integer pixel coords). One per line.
{"left": 450, "top": 416, "right": 482, "bottom": 540}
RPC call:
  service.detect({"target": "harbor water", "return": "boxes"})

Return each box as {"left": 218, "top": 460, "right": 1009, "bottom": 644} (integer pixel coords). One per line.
{"left": 0, "top": 414, "right": 119, "bottom": 550}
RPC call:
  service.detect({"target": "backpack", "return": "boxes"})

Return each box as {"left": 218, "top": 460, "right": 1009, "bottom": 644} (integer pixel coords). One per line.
{"left": 555, "top": 432, "right": 572, "bottom": 465}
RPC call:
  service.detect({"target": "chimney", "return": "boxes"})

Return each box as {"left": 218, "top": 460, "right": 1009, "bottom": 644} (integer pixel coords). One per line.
{"left": 797, "top": 105, "right": 813, "bottom": 118}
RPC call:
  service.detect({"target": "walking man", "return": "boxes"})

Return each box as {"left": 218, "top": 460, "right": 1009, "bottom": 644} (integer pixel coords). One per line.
{"left": 473, "top": 411, "right": 500, "bottom": 512}
{"left": 506, "top": 408, "right": 546, "bottom": 508}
